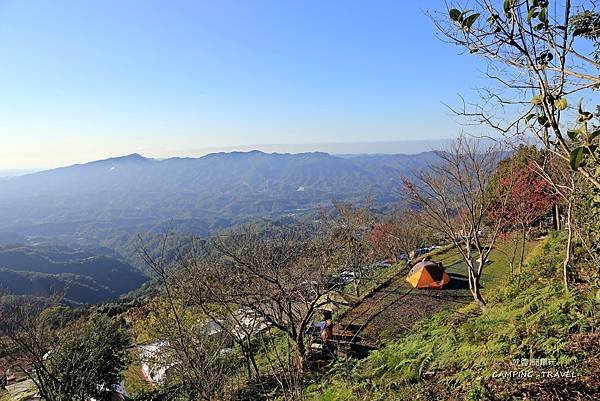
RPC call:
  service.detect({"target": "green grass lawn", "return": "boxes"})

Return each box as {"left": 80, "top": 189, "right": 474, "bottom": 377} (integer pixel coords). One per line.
{"left": 309, "top": 233, "right": 597, "bottom": 401}
{"left": 332, "top": 238, "right": 542, "bottom": 346}
{"left": 350, "top": 262, "right": 407, "bottom": 296}
{"left": 339, "top": 236, "right": 539, "bottom": 305}
{"left": 431, "top": 237, "right": 540, "bottom": 294}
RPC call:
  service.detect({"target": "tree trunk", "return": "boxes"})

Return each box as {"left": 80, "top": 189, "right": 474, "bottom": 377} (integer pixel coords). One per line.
{"left": 353, "top": 276, "right": 360, "bottom": 297}
{"left": 509, "top": 233, "right": 519, "bottom": 275}
{"left": 295, "top": 334, "right": 306, "bottom": 368}
{"left": 553, "top": 204, "right": 561, "bottom": 230}
{"left": 467, "top": 264, "right": 486, "bottom": 311}
{"left": 519, "top": 224, "right": 527, "bottom": 271}
{"left": 247, "top": 339, "right": 262, "bottom": 382}
{"left": 243, "top": 349, "right": 253, "bottom": 380}
{"left": 471, "top": 282, "right": 486, "bottom": 311}
{"left": 353, "top": 265, "right": 362, "bottom": 297}
{"left": 563, "top": 201, "right": 573, "bottom": 293}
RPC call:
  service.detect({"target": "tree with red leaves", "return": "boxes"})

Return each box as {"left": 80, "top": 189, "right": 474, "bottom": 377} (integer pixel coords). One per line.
{"left": 488, "top": 147, "right": 559, "bottom": 270}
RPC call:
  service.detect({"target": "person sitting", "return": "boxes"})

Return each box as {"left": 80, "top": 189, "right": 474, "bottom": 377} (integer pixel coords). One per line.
{"left": 321, "top": 319, "right": 333, "bottom": 342}
{"left": 320, "top": 319, "right": 335, "bottom": 354}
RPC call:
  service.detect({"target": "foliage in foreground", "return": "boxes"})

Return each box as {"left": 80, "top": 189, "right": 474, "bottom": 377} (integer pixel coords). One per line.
{"left": 0, "top": 308, "right": 130, "bottom": 401}
{"left": 308, "top": 234, "right": 598, "bottom": 400}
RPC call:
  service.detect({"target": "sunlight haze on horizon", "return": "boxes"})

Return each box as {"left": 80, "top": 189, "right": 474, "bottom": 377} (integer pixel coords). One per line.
{"left": 0, "top": 0, "right": 486, "bottom": 169}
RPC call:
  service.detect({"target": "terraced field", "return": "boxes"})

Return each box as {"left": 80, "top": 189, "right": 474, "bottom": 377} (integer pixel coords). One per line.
{"left": 333, "top": 239, "right": 540, "bottom": 352}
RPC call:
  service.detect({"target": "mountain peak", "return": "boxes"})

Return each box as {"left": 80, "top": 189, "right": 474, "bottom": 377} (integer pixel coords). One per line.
{"left": 88, "top": 153, "right": 151, "bottom": 165}
{"left": 202, "top": 150, "right": 267, "bottom": 159}
{"left": 117, "top": 153, "right": 147, "bottom": 160}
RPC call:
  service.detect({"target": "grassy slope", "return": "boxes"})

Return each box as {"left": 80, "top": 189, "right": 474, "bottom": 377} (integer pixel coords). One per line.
{"left": 334, "top": 239, "right": 539, "bottom": 347}
{"left": 308, "top": 234, "right": 599, "bottom": 401}
{"left": 433, "top": 238, "right": 539, "bottom": 294}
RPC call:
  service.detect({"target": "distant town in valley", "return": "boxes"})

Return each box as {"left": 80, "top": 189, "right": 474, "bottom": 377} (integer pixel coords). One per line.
{"left": 1, "top": 1, "right": 598, "bottom": 401}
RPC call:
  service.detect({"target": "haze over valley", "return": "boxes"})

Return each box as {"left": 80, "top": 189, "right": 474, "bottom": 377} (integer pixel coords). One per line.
{"left": 0, "top": 149, "right": 439, "bottom": 301}
{"left": 0, "top": 150, "right": 439, "bottom": 239}
{"left": 1, "top": 1, "right": 598, "bottom": 400}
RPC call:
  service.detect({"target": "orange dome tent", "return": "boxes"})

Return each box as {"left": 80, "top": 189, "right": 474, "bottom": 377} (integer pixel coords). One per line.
{"left": 406, "top": 261, "right": 450, "bottom": 289}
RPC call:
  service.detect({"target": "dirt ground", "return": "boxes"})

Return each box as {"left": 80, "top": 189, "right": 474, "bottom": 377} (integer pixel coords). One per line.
{"left": 333, "top": 261, "right": 473, "bottom": 351}
{"left": 332, "top": 240, "right": 540, "bottom": 356}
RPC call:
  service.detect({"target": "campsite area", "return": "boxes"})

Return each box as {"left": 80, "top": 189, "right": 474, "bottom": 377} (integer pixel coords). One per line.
{"left": 331, "top": 239, "right": 539, "bottom": 352}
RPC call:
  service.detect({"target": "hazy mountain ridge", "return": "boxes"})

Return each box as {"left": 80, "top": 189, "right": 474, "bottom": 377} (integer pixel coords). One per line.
{"left": 0, "top": 244, "right": 147, "bottom": 304}
{"left": 0, "top": 151, "right": 439, "bottom": 237}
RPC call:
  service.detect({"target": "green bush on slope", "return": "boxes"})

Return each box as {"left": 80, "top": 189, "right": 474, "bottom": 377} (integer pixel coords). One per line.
{"left": 311, "top": 234, "right": 596, "bottom": 400}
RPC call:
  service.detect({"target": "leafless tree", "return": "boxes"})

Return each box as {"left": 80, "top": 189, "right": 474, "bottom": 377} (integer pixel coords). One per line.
{"left": 372, "top": 210, "right": 435, "bottom": 266}
{"left": 138, "top": 234, "right": 235, "bottom": 401}
{"left": 530, "top": 151, "right": 578, "bottom": 291}
{"left": 144, "top": 222, "right": 346, "bottom": 401}
{"left": 199, "top": 224, "right": 341, "bottom": 358}
{"left": 403, "top": 135, "right": 509, "bottom": 310}
{"left": 329, "top": 201, "right": 376, "bottom": 297}
{"left": 0, "top": 297, "right": 61, "bottom": 401}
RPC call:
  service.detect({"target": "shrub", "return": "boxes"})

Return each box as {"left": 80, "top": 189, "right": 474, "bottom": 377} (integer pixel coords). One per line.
{"left": 313, "top": 235, "right": 595, "bottom": 400}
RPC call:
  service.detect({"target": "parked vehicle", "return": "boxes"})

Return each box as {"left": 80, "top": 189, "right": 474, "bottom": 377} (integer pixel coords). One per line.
{"left": 415, "top": 247, "right": 429, "bottom": 255}
{"left": 375, "top": 261, "right": 392, "bottom": 268}
{"left": 321, "top": 276, "right": 346, "bottom": 289}
{"left": 340, "top": 270, "right": 356, "bottom": 278}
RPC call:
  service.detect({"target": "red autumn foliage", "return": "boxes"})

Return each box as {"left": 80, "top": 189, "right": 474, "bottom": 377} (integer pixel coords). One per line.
{"left": 368, "top": 223, "right": 397, "bottom": 260}
{"left": 488, "top": 161, "right": 558, "bottom": 233}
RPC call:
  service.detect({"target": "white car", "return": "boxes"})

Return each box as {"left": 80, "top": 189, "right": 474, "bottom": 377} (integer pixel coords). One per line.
{"left": 375, "top": 261, "right": 392, "bottom": 268}
{"left": 340, "top": 270, "right": 356, "bottom": 278}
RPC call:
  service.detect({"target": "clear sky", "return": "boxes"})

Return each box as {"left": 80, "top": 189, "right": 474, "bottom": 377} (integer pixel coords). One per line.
{"left": 0, "top": 0, "right": 486, "bottom": 169}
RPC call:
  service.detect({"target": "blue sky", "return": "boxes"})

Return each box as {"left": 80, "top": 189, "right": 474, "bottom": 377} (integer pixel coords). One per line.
{"left": 0, "top": 0, "right": 486, "bottom": 168}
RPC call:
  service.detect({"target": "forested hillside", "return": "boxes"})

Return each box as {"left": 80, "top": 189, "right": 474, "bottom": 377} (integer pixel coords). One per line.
{"left": 0, "top": 151, "right": 439, "bottom": 238}
{"left": 0, "top": 244, "right": 147, "bottom": 304}
{"left": 1, "top": 1, "right": 599, "bottom": 401}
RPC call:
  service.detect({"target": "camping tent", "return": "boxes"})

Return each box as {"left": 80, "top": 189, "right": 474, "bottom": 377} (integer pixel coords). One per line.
{"left": 406, "top": 261, "right": 450, "bottom": 289}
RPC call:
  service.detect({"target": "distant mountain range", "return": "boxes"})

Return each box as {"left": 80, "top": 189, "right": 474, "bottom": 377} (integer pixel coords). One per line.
{"left": 0, "top": 150, "right": 439, "bottom": 239}
{"left": 0, "top": 169, "right": 40, "bottom": 178}
{"left": 0, "top": 244, "right": 147, "bottom": 304}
